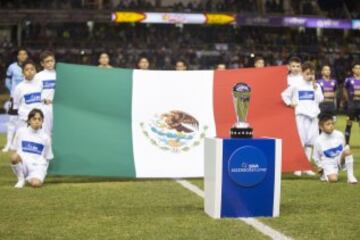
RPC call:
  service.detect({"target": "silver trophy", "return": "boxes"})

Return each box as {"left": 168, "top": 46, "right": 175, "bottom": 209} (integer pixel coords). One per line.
{"left": 230, "top": 82, "right": 253, "bottom": 138}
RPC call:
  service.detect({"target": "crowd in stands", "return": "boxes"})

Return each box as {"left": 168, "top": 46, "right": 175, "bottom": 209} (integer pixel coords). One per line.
{"left": 1, "top": 0, "right": 360, "bottom": 18}
{"left": 1, "top": 23, "right": 359, "bottom": 92}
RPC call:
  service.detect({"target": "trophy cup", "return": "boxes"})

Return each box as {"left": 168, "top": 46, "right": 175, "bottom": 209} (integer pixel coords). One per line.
{"left": 230, "top": 82, "right": 253, "bottom": 138}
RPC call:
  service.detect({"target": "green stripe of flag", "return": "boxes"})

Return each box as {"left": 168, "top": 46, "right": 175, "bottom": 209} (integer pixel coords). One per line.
{"left": 48, "top": 63, "right": 136, "bottom": 177}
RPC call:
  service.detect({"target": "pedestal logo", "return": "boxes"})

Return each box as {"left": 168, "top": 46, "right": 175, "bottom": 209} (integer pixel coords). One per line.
{"left": 228, "top": 146, "right": 268, "bottom": 187}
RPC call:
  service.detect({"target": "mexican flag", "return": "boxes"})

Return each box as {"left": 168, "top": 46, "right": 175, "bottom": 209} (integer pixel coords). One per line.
{"left": 48, "top": 63, "right": 311, "bottom": 178}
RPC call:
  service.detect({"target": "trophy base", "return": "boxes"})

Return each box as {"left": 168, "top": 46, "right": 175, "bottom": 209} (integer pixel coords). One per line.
{"left": 230, "top": 127, "right": 253, "bottom": 138}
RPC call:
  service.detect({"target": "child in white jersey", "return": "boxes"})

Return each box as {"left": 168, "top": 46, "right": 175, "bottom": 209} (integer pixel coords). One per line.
{"left": 10, "top": 108, "right": 53, "bottom": 188}
{"left": 282, "top": 61, "right": 324, "bottom": 176}
{"left": 35, "top": 51, "right": 56, "bottom": 136}
{"left": 313, "top": 113, "right": 357, "bottom": 183}
{"left": 287, "top": 56, "right": 303, "bottom": 87}
{"left": 12, "top": 60, "right": 42, "bottom": 129}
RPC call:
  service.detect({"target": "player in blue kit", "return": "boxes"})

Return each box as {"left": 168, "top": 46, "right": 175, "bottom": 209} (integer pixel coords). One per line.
{"left": 2, "top": 48, "right": 28, "bottom": 152}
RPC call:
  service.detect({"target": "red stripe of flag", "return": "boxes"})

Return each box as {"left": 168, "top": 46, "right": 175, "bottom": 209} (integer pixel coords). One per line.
{"left": 213, "top": 66, "right": 312, "bottom": 172}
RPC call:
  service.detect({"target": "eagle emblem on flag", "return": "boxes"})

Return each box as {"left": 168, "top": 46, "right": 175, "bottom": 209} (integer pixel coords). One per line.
{"left": 140, "top": 110, "right": 208, "bottom": 152}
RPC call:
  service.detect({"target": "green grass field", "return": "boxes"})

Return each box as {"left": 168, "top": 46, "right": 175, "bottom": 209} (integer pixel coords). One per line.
{"left": 0, "top": 116, "right": 359, "bottom": 240}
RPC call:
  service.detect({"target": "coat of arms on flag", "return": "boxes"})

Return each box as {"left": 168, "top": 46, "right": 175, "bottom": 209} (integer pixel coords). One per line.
{"left": 140, "top": 110, "right": 208, "bottom": 152}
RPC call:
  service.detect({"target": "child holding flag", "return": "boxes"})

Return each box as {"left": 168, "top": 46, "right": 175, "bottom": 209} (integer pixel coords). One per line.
{"left": 12, "top": 60, "right": 42, "bottom": 129}
{"left": 35, "top": 51, "right": 57, "bottom": 135}
{"left": 287, "top": 56, "right": 303, "bottom": 87}
{"left": 282, "top": 61, "right": 324, "bottom": 176}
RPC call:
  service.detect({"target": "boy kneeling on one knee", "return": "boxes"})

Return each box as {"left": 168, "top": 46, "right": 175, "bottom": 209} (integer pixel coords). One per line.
{"left": 313, "top": 113, "right": 358, "bottom": 184}
{"left": 10, "top": 108, "right": 53, "bottom": 188}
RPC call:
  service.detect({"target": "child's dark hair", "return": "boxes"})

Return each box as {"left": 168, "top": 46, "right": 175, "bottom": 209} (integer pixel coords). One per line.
{"left": 351, "top": 62, "right": 360, "bottom": 69}
{"left": 302, "top": 61, "right": 315, "bottom": 72}
{"left": 288, "top": 56, "right": 301, "bottom": 64}
{"left": 318, "top": 112, "right": 334, "bottom": 125}
{"left": 137, "top": 56, "right": 150, "bottom": 68}
{"left": 21, "top": 59, "right": 36, "bottom": 71}
{"left": 40, "top": 50, "right": 55, "bottom": 62}
{"left": 27, "top": 108, "right": 44, "bottom": 126}
{"left": 17, "top": 47, "right": 28, "bottom": 55}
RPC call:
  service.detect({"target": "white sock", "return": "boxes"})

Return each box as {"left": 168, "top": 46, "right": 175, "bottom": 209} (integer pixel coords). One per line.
{"left": 305, "top": 146, "right": 312, "bottom": 162}
{"left": 11, "top": 163, "right": 25, "bottom": 180}
{"left": 5, "top": 123, "right": 16, "bottom": 148}
{"left": 345, "top": 155, "right": 356, "bottom": 178}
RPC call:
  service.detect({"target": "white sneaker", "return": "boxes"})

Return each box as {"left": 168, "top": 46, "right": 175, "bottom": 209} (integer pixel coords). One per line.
{"left": 304, "top": 170, "right": 316, "bottom": 176}
{"left": 2, "top": 146, "right": 10, "bottom": 152}
{"left": 14, "top": 179, "right": 25, "bottom": 188}
{"left": 320, "top": 174, "right": 328, "bottom": 182}
{"left": 347, "top": 175, "right": 358, "bottom": 184}
{"left": 294, "top": 171, "right": 302, "bottom": 176}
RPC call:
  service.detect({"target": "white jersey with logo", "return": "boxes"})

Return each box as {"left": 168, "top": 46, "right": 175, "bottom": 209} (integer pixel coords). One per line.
{"left": 12, "top": 79, "right": 43, "bottom": 121}
{"left": 11, "top": 126, "right": 53, "bottom": 163}
{"left": 35, "top": 69, "right": 56, "bottom": 101}
{"left": 313, "top": 130, "right": 345, "bottom": 170}
{"left": 281, "top": 80, "right": 324, "bottom": 118}
{"left": 35, "top": 69, "right": 56, "bottom": 136}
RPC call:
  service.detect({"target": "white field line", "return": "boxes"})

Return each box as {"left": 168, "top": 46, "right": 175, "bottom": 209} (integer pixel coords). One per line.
{"left": 175, "top": 179, "right": 294, "bottom": 240}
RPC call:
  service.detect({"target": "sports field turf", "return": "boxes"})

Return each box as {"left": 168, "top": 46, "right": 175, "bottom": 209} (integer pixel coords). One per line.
{"left": 0, "top": 115, "right": 359, "bottom": 240}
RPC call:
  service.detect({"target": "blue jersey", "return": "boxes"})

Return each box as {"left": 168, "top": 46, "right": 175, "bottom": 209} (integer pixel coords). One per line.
{"left": 316, "top": 78, "right": 337, "bottom": 102}
{"left": 5, "top": 62, "right": 23, "bottom": 96}
{"left": 344, "top": 76, "right": 360, "bottom": 102}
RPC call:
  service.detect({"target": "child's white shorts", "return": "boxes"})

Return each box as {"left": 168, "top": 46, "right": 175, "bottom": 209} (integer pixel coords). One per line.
{"left": 296, "top": 114, "right": 319, "bottom": 146}
{"left": 322, "top": 158, "right": 344, "bottom": 176}
{"left": 21, "top": 157, "right": 49, "bottom": 183}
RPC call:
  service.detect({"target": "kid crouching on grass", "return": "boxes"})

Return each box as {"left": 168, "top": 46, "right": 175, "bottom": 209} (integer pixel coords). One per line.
{"left": 313, "top": 113, "right": 358, "bottom": 184}
{"left": 10, "top": 108, "right": 53, "bottom": 188}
